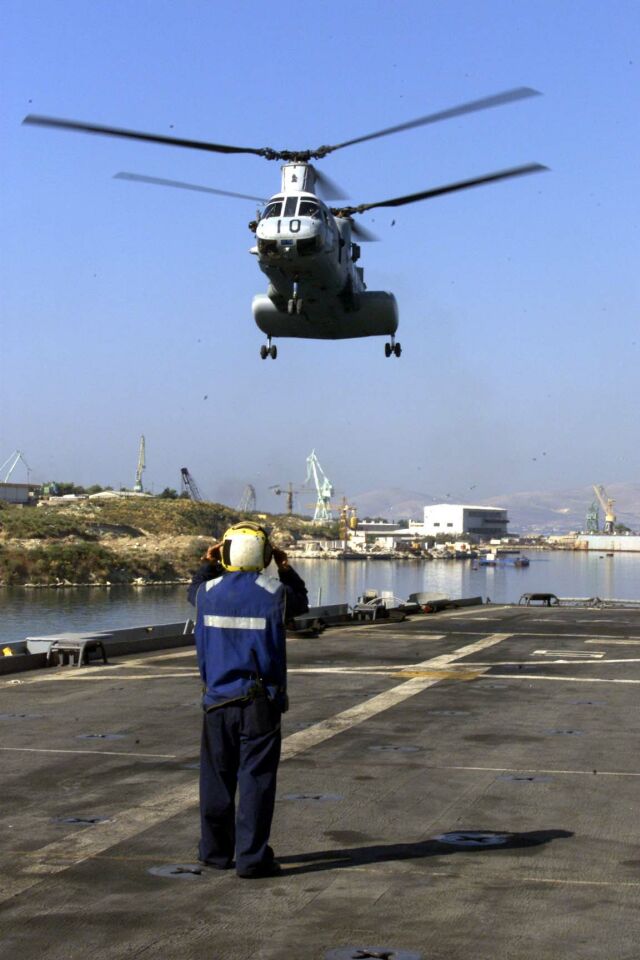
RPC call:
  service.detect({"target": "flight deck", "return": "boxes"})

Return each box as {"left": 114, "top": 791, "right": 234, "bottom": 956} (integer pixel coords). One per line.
{"left": 1, "top": 603, "right": 639, "bottom": 959}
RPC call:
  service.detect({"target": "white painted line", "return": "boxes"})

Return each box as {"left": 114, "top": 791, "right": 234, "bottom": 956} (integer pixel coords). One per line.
{"left": 522, "top": 877, "right": 640, "bottom": 888}
{"left": 585, "top": 638, "right": 640, "bottom": 646}
{"left": 0, "top": 746, "right": 176, "bottom": 759}
{"left": 533, "top": 649, "right": 605, "bottom": 658}
{"left": 480, "top": 673, "right": 640, "bottom": 685}
{"left": 462, "top": 658, "right": 640, "bottom": 667}
{"left": 441, "top": 764, "right": 640, "bottom": 778}
{"left": 0, "top": 632, "right": 511, "bottom": 904}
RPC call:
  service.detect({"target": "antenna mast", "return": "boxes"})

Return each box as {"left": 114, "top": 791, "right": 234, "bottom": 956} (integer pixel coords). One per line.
{"left": 133, "top": 436, "right": 146, "bottom": 492}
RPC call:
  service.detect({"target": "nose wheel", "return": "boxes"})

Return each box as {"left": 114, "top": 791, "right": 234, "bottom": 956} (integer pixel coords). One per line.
{"left": 385, "top": 338, "right": 402, "bottom": 358}
{"left": 260, "top": 338, "right": 277, "bottom": 360}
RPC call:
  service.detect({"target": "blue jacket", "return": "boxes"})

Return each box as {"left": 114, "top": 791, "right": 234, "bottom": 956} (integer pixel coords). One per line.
{"left": 194, "top": 570, "right": 291, "bottom": 711}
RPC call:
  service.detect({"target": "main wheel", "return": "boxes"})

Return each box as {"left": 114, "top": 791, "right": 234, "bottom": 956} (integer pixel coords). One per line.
{"left": 287, "top": 299, "right": 295, "bottom": 315}
{"left": 384, "top": 342, "right": 392, "bottom": 358}
{"left": 394, "top": 342, "right": 402, "bottom": 357}
{"left": 260, "top": 345, "right": 268, "bottom": 360}
{"left": 295, "top": 298, "right": 304, "bottom": 314}
{"left": 269, "top": 344, "right": 278, "bottom": 360}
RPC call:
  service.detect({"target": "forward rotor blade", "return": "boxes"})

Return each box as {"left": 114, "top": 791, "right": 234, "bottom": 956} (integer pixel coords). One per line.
{"left": 350, "top": 221, "right": 379, "bottom": 242}
{"left": 314, "top": 87, "right": 541, "bottom": 157}
{"left": 115, "top": 172, "right": 267, "bottom": 203}
{"left": 314, "top": 169, "right": 348, "bottom": 201}
{"left": 23, "top": 114, "right": 269, "bottom": 158}
{"left": 332, "top": 163, "right": 548, "bottom": 217}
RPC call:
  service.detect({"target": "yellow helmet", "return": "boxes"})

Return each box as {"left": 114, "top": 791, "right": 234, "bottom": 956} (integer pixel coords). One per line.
{"left": 221, "top": 522, "right": 273, "bottom": 572}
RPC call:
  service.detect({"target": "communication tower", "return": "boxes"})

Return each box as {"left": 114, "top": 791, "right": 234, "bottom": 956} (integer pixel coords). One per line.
{"left": 133, "top": 436, "right": 146, "bottom": 493}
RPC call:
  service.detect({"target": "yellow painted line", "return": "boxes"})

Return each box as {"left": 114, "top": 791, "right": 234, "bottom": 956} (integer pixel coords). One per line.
{"left": 395, "top": 668, "right": 482, "bottom": 681}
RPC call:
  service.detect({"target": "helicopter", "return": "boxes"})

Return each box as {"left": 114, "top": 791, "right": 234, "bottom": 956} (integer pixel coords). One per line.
{"left": 23, "top": 88, "right": 546, "bottom": 360}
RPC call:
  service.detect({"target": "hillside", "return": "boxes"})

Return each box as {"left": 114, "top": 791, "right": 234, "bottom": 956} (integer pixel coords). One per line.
{"left": 0, "top": 498, "right": 335, "bottom": 586}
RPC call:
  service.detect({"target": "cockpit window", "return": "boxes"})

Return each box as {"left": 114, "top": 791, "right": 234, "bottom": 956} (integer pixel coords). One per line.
{"left": 263, "top": 201, "right": 282, "bottom": 219}
{"left": 299, "top": 200, "right": 321, "bottom": 219}
{"left": 284, "top": 197, "right": 298, "bottom": 216}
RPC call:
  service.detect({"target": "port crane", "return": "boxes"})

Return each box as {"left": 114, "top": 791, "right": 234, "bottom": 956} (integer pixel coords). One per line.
{"left": 237, "top": 484, "right": 257, "bottom": 512}
{"left": 24, "top": 88, "right": 545, "bottom": 359}
{"left": 269, "top": 482, "right": 301, "bottom": 515}
{"left": 592, "top": 484, "right": 616, "bottom": 535}
{"left": 339, "top": 498, "right": 359, "bottom": 544}
{"left": 181, "top": 467, "right": 203, "bottom": 502}
{"left": 585, "top": 500, "right": 600, "bottom": 534}
{"left": 1, "top": 450, "right": 31, "bottom": 484}
{"left": 305, "top": 451, "right": 334, "bottom": 523}
{"left": 133, "top": 436, "right": 146, "bottom": 493}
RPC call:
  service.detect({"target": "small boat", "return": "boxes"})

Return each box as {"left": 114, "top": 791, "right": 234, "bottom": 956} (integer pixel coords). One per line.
{"left": 479, "top": 549, "right": 529, "bottom": 567}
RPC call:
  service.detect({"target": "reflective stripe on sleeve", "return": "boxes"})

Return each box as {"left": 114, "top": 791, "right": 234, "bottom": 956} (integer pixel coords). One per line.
{"left": 205, "top": 576, "right": 224, "bottom": 592}
{"left": 203, "top": 615, "right": 267, "bottom": 630}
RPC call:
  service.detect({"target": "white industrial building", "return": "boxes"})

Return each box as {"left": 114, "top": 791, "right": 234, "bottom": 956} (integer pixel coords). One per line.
{"left": 423, "top": 504, "right": 509, "bottom": 540}
{"left": 0, "top": 482, "right": 34, "bottom": 505}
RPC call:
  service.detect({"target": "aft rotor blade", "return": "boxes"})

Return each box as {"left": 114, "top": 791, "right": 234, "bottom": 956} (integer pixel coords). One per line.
{"left": 23, "top": 114, "right": 269, "bottom": 157}
{"left": 115, "top": 172, "right": 267, "bottom": 203}
{"left": 315, "top": 87, "right": 541, "bottom": 157}
{"left": 333, "top": 163, "right": 548, "bottom": 217}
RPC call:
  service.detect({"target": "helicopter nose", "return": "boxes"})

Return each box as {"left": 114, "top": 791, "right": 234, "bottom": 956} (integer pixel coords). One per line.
{"left": 257, "top": 218, "right": 324, "bottom": 257}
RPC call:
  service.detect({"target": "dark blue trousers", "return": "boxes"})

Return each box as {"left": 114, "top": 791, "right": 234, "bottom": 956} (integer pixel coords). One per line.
{"left": 199, "top": 698, "right": 281, "bottom": 873}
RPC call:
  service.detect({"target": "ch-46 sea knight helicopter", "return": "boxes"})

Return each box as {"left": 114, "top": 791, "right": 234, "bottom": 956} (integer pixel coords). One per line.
{"left": 24, "top": 88, "right": 545, "bottom": 359}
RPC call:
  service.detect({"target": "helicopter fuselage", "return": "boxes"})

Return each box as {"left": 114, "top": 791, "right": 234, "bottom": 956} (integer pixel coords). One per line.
{"left": 250, "top": 164, "right": 398, "bottom": 345}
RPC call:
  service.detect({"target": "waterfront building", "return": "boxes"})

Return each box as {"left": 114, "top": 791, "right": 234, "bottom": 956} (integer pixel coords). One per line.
{"left": 422, "top": 504, "right": 509, "bottom": 540}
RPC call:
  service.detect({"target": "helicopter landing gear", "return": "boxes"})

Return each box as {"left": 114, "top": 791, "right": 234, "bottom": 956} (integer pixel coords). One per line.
{"left": 287, "top": 297, "right": 304, "bottom": 314}
{"left": 260, "top": 338, "right": 277, "bottom": 360}
{"left": 384, "top": 337, "right": 402, "bottom": 358}
{"left": 288, "top": 279, "right": 303, "bottom": 315}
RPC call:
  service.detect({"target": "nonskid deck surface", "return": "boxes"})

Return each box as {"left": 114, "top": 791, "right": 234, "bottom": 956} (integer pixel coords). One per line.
{"left": 1, "top": 605, "right": 640, "bottom": 959}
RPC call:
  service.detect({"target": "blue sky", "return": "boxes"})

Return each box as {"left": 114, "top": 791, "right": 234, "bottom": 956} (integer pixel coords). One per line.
{"left": 2, "top": 0, "right": 638, "bottom": 512}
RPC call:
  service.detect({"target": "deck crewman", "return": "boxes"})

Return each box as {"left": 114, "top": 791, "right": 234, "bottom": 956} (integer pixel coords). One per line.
{"left": 188, "top": 522, "right": 308, "bottom": 878}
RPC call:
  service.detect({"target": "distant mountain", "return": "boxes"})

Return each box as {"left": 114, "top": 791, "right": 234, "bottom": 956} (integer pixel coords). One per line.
{"left": 352, "top": 487, "right": 435, "bottom": 521}
{"left": 352, "top": 483, "right": 640, "bottom": 534}
{"left": 485, "top": 483, "right": 640, "bottom": 534}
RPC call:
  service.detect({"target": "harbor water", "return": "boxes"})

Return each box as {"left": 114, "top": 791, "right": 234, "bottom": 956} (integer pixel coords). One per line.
{"left": 2, "top": 550, "right": 640, "bottom": 646}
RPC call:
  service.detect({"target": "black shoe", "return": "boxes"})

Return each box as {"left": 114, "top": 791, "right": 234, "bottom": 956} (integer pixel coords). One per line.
{"left": 236, "top": 860, "right": 281, "bottom": 879}
{"left": 198, "top": 858, "right": 233, "bottom": 870}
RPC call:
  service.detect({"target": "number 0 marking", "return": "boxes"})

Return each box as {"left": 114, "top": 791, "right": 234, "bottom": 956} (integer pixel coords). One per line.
{"left": 290, "top": 219, "right": 301, "bottom": 233}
